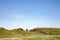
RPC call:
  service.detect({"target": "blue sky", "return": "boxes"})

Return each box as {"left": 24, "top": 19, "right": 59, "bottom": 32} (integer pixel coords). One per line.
{"left": 0, "top": 0, "right": 60, "bottom": 30}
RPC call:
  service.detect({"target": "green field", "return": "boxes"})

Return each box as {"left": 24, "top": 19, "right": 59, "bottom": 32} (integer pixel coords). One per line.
{"left": 0, "top": 35, "right": 60, "bottom": 40}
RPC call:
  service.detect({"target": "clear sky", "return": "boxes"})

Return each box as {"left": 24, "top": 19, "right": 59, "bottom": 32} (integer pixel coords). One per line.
{"left": 0, "top": 0, "right": 60, "bottom": 30}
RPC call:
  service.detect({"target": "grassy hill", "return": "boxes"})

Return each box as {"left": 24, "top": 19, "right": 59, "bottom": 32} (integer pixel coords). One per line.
{"left": 0, "top": 28, "right": 29, "bottom": 35}
{"left": 29, "top": 28, "right": 60, "bottom": 35}
{"left": 0, "top": 28, "right": 9, "bottom": 35}
{"left": 0, "top": 27, "right": 60, "bottom": 36}
{"left": 0, "top": 28, "right": 29, "bottom": 38}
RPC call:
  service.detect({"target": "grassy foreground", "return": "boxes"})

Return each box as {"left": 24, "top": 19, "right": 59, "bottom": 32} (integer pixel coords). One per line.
{"left": 0, "top": 35, "right": 60, "bottom": 40}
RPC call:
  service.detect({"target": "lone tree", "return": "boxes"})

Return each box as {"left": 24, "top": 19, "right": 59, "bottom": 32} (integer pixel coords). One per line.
{"left": 26, "top": 29, "right": 28, "bottom": 31}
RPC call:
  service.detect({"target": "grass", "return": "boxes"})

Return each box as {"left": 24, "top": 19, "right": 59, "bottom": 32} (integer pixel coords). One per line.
{"left": 23, "top": 36, "right": 60, "bottom": 40}
{"left": 0, "top": 35, "right": 60, "bottom": 40}
{"left": 30, "top": 28, "right": 60, "bottom": 35}
{"left": 23, "top": 37, "right": 41, "bottom": 40}
{"left": 0, "top": 28, "right": 60, "bottom": 35}
{"left": 0, "top": 28, "right": 60, "bottom": 40}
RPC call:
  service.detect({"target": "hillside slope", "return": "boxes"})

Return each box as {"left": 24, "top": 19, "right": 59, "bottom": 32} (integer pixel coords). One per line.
{"left": 0, "top": 28, "right": 60, "bottom": 36}
{"left": 30, "top": 28, "right": 60, "bottom": 35}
